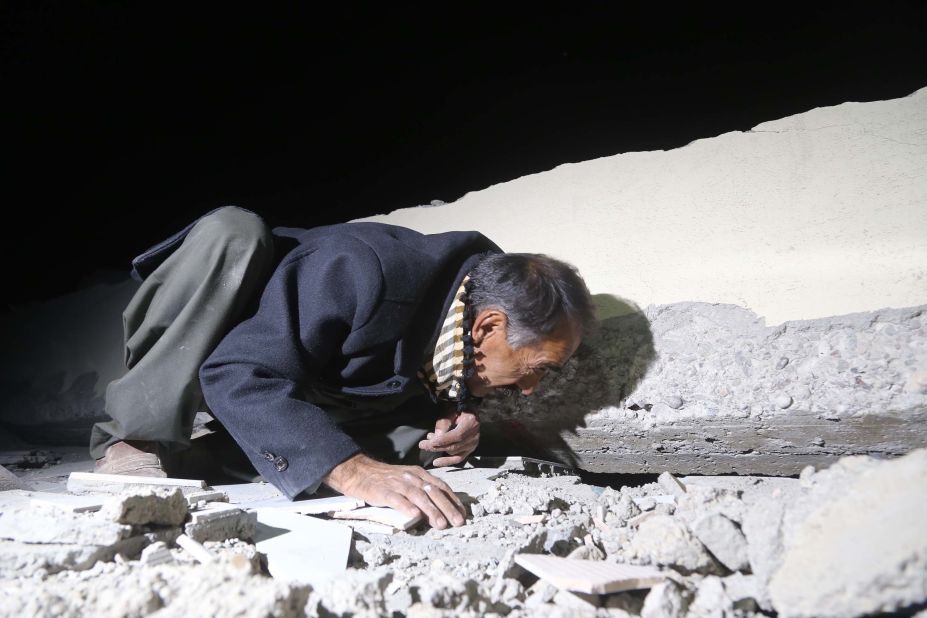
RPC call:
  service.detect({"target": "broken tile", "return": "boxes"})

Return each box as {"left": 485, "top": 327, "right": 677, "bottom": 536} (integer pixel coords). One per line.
{"left": 514, "top": 554, "right": 666, "bottom": 594}
{"left": 253, "top": 508, "right": 352, "bottom": 586}
{"left": 67, "top": 472, "right": 207, "bottom": 495}
{"left": 331, "top": 506, "right": 422, "bottom": 531}
{"left": 175, "top": 533, "right": 216, "bottom": 564}
{"left": 514, "top": 514, "right": 547, "bottom": 525}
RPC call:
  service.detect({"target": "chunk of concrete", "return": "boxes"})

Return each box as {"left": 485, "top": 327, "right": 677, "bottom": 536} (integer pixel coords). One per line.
{"left": 641, "top": 580, "right": 692, "bottom": 618}
{"left": 102, "top": 487, "right": 188, "bottom": 526}
{"left": 184, "top": 503, "right": 256, "bottom": 543}
{"left": 253, "top": 508, "right": 352, "bottom": 587}
{"left": 628, "top": 515, "right": 722, "bottom": 575}
{"left": 690, "top": 513, "right": 750, "bottom": 572}
{"left": 658, "top": 472, "right": 687, "bottom": 498}
{"left": 184, "top": 490, "right": 229, "bottom": 508}
{"left": 0, "top": 504, "right": 133, "bottom": 545}
{"left": 769, "top": 449, "right": 927, "bottom": 617}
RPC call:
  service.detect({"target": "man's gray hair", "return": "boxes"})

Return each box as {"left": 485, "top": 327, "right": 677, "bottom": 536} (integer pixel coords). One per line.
{"left": 468, "top": 253, "right": 596, "bottom": 348}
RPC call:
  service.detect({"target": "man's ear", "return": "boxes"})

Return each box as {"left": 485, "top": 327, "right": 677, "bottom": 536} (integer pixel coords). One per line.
{"left": 471, "top": 309, "right": 507, "bottom": 346}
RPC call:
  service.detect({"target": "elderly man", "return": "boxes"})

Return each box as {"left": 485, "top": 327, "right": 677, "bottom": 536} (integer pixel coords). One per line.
{"left": 91, "top": 206, "right": 594, "bottom": 529}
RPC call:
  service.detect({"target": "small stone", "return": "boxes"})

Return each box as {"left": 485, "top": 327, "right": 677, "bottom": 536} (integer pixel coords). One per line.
{"left": 665, "top": 395, "right": 684, "bottom": 410}
{"left": 774, "top": 394, "right": 793, "bottom": 409}
{"left": 658, "top": 472, "right": 687, "bottom": 498}
{"left": 811, "top": 437, "right": 825, "bottom": 447}
{"left": 776, "top": 357, "right": 790, "bottom": 370}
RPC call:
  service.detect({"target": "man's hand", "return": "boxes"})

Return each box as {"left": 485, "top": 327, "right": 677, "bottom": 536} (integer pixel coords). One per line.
{"left": 322, "top": 453, "right": 465, "bottom": 529}
{"left": 419, "top": 409, "right": 480, "bottom": 467}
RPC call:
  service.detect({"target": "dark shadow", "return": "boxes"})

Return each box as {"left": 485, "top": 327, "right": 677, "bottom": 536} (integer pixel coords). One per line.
{"left": 477, "top": 294, "right": 656, "bottom": 469}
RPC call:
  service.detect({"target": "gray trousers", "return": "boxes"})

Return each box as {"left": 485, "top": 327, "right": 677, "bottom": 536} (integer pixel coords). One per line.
{"left": 89, "top": 206, "right": 436, "bottom": 472}
{"left": 89, "top": 207, "right": 275, "bottom": 458}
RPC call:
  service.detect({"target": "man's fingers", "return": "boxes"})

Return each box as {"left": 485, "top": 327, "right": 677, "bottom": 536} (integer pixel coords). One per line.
{"left": 403, "top": 468, "right": 465, "bottom": 513}
{"left": 378, "top": 490, "right": 424, "bottom": 522}
{"left": 433, "top": 454, "right": 466, "bottom": 467}
{"left": 434, "top": 417, "right": 453, "bottom": 434}
{"left": 419, "top": 423, "right": 480, "bottom": 450}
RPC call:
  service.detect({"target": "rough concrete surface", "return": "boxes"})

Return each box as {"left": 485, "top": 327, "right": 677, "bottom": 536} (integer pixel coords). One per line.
{"left": 1, "top": 450, "right": 925, "bottom": 617}
{"left": 479, "top": 302, "right": 927, "bottom": 475}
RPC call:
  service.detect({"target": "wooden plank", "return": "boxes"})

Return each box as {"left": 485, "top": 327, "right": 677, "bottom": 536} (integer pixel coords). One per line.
{"left": 514, "top": 554, "right": 665, "bottom": 594}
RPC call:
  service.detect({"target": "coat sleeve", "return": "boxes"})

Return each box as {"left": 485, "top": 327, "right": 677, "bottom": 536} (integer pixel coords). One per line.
{"left": 199, "top": 243, "right": 381, "bottom": 499}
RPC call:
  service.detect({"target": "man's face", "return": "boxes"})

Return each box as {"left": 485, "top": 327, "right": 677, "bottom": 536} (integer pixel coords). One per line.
{"left": 467, "top": 310, "right": 582, "bottom": 398}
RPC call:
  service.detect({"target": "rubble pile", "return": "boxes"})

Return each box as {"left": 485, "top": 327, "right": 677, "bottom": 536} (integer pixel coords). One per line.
{"left": 1, "top": 449, "right": 925, "bottom": 617}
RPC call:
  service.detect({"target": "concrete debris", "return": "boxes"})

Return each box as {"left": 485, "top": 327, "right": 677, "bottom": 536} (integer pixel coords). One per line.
{"left": 183, "top": 490, "right": 228, "bottom": 508}
{"left": 1, "top": 450, "right": 925, "bottom": 617}
{"left": 102, "top": 487, "right": 188, "bottom": 526}
{"left": 67, "top": 471, "right": 207, "bottom": 495}
{"left": 0, "top": 464, "right": 30, "bottom": 491}
{"left": 184, "top": 503, "right": 256, "bottom": 543}
{"left": 139, "top": 541, "right": 174, "bottom": 566}
{"left": 657, "top": 471, "right": 687, "bottom": 498}
{"left": 690, "top": 513, "right": 750, "bottom": 572}
{"left": 628, "top": 515, "right": 721, "bottom": 575}
{"left": 0, "top": 504, "right": 134, "bottom": 546}
{"left": 0, "top": 558, "right": 310, "bottom": 617}
{"left": 769, "top": 448, "right": 927, "bottom": 617}
{"left": 175, "top": 533, "right": 216, "bottom": 564}
{"left": 641, "top": 580, "right": 692, "bottom": 618}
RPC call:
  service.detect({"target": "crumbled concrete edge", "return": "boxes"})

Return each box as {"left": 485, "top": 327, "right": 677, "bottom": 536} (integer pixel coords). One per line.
{"left": 480, "top": 302, "right": 927, "bottom": 475}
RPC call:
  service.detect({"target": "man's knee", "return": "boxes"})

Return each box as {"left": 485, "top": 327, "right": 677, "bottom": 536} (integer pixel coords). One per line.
{"left": 191, "top": 206, "right": 274, "bottom": 267}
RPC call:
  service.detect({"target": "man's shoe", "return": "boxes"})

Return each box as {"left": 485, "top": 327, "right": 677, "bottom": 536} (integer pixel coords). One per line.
{"left": 94, "top": 441, "right": 167, "bottom": 477}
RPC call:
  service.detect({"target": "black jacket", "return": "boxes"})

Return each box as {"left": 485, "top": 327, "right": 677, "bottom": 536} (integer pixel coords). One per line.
{"left": 199, "top": 221, "right": 500, "bottom": 498}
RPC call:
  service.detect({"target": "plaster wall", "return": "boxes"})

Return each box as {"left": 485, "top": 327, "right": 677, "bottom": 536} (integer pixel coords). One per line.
{"left": 359, "top": 87, "right": 927, "bottom": 326}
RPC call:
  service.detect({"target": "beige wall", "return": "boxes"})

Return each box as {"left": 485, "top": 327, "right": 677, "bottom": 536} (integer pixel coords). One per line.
{"left": 359, "top": 87, "right": 927, "bottom": 325}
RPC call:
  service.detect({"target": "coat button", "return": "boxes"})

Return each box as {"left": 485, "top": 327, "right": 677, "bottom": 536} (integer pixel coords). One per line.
{"left": 262, "top": 450, "right": 275, "bottom": 462}
{"left": 273, "top": 456, "right": 289, "bottom": 472}
{"left": 387, "top": 380, "right": 401, "bottom": 389}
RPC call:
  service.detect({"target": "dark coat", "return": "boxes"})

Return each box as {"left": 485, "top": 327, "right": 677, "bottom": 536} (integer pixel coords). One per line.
{"left": 198, "top": 221, "right": 500, "bottom": 498}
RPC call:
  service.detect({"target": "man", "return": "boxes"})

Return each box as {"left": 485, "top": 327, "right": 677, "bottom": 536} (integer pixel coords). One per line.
{"left": 91, "top": 206, "right": 595, "bottom": 529}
